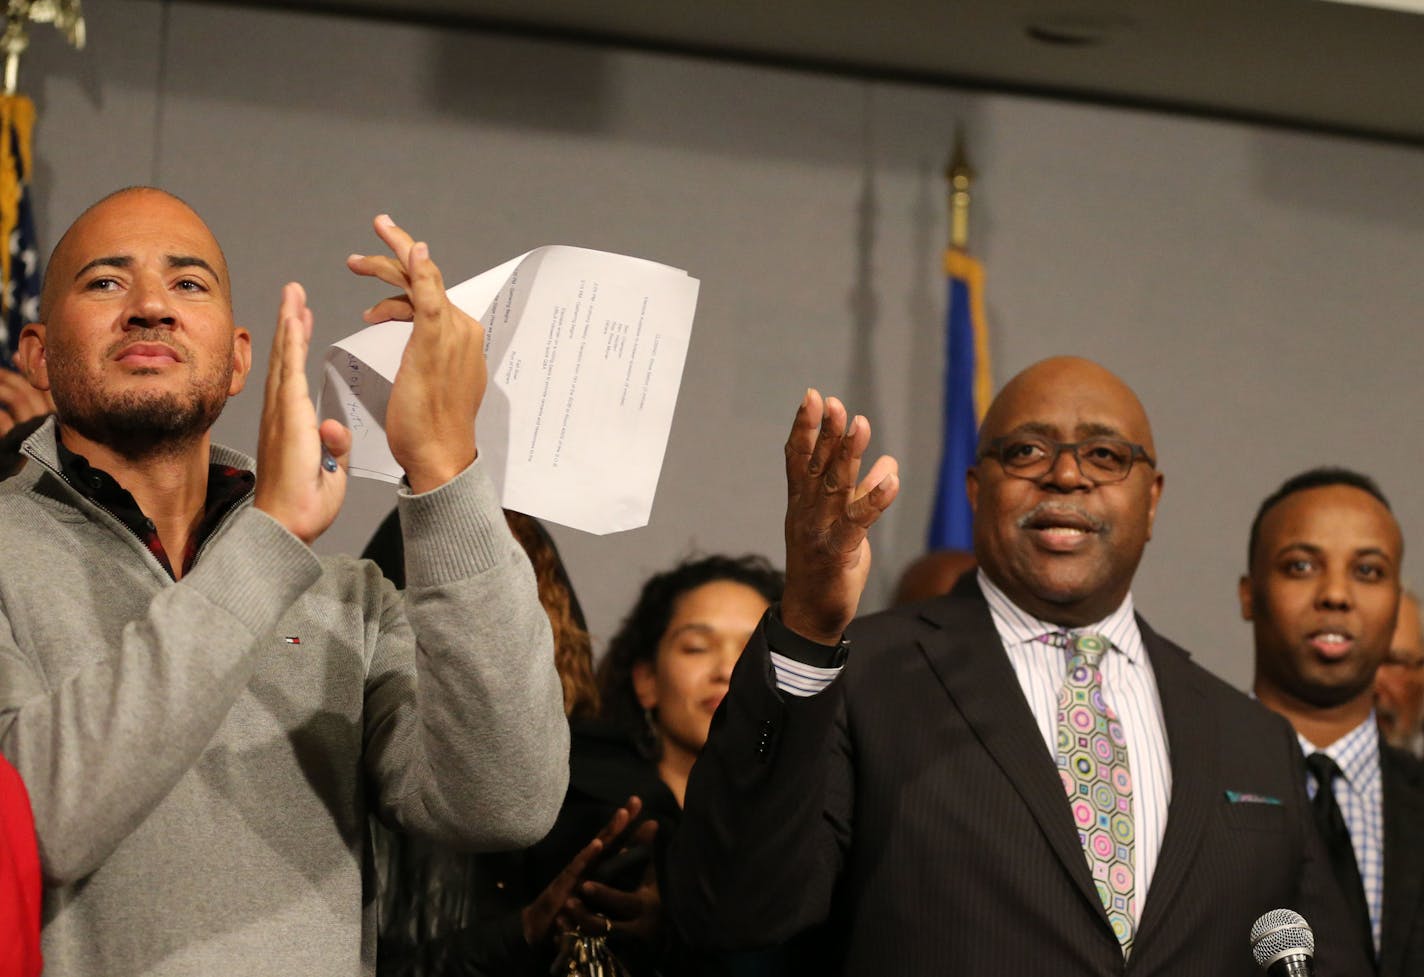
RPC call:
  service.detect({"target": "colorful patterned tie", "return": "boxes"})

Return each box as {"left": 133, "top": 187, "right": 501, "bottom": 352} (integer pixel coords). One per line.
{"left": 1054, "top": 632, "right": 1136, "bottom": 956}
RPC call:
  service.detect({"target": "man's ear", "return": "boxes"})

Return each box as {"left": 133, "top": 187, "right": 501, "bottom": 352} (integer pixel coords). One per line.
{"left": 1144, "top": 471, "right": 1165, "bottom": 541}
{"left": 16, "top": 322, "right": 49, "bottom": 390}
{"left": 1238, "top": 574, "right": 1254, "bottom": 621}
{"left": 632, "top": 660, "right": 658, "bottom": 711}
{"left": 965, "top": 464, "right": 979, "bottom": 514}
{"left": 228, "top": 326, "right": 253, "bottom": 397}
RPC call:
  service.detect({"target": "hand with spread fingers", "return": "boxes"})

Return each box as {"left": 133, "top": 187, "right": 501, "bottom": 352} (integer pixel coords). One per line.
{"left": 560, "top": 817, "right": 661, "bottom": 944}
{"left": 253, "top": 283, "right": 353, "bottom": 545}
{"left": 522, "top": 797, "right": 644, "bottom": 947}
{"left": 780, "top": 388, "right": 900, "bottom": 646}
{"left": 346, "top": 215, "right": 486, "bottom": 494}
{"left": 0, "top": 366, "right": 53, "bottom": 437}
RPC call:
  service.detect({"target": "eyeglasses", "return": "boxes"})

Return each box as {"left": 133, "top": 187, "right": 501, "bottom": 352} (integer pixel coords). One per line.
{"left": 979, "top": 434, "right": 1156, "bottom": 485}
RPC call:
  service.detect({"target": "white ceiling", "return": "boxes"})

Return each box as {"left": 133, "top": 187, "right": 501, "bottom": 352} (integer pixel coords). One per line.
{"left": 200, "top": 0, "right": 1424, "bottom": 144}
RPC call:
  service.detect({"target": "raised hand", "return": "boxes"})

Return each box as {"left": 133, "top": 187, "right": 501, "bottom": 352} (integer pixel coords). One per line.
{"left": 0, "top": 366, "right": 54, "bottom": 436}
{"left": 253, "top": 283, "right": 352, "bottom": 544}
{"left": 346, "top": 215, "right": 486, "bottom": 494}
{"left": 780, "top": 389, "right": 900, "bottom": 645}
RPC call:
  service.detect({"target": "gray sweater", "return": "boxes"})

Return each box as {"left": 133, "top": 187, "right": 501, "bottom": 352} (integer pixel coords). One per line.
{"left": 0, "top": 421, "right": 570, "bottom": 976}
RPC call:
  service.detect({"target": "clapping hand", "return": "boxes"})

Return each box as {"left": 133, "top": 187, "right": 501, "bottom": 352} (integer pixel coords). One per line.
{"left": 560, "top": 817, "right": 661, "bottom": 943}
{"left": 523, "top": 797, "right": 646, "bottom": 947}
{"left": 346, "top": 216, "right": 487, "bottom": 494}
{"left": 253, "top": 283, "right": 351, "bottom": 545}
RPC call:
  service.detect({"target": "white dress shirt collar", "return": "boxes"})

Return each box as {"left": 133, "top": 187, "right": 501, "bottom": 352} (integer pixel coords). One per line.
{"left": 977, "top": 568, "right": 1143, "bottom": 665}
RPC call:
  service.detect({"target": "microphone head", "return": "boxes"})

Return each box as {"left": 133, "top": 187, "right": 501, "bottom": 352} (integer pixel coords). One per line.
{"left": 1251, "top": 909, "right": 1315, "bottom": 968}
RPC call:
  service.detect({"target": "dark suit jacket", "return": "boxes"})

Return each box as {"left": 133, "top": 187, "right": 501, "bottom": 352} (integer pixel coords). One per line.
{"left": 1378, "top": 744, "right": 1424, "bottom": 977}
{"left": 668, "top": 578, "right": 1372, "bottom": 976}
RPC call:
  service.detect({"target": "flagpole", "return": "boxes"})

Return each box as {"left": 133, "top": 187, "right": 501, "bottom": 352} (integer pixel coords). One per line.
{"left": 946, "top": 131, "right": 973, "bottom": 252}
{"left": 928, "top": 130, "right": 986, "bottom": 551}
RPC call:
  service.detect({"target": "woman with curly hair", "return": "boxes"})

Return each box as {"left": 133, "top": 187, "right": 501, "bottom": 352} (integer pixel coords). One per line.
{"left": 501, "top": 554, "right": 784, "bottom": 975}
{"left": 367, "top": 526, "right": 783, "bottom": 976}
{"left": 597, "top": 554, "right": 783, "bottom": 806}
{"left": 518, "top": 554, "right": 785, "bottom": 976}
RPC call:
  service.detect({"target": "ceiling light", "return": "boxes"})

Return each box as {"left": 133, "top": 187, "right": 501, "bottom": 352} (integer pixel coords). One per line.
{"left": 1312, "top": 0, "right": 1424, "bottom": 13}
{"left": 1025, "top": 12, "right": 1134, "bottom": 46}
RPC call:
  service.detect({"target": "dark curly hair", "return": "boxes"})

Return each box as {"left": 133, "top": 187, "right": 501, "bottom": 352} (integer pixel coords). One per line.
{"left": 597, "top": 553, "right": 783, "bottom": 758}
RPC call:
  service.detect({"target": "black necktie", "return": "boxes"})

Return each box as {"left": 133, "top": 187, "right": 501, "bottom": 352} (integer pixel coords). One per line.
{"left": 1304, "top": 752, "right": 1375, "bottom": 964}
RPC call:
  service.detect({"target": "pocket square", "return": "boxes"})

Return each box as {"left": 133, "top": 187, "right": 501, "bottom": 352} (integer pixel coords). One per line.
{"left": 1225, "top": 789, "right": 1283, "bottom": 806}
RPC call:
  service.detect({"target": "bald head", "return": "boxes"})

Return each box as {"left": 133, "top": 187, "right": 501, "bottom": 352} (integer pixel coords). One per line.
{"left": 978, "top": 356, "right": 1156, "bottom": 459}
{"left": 40, "top": 187, "right": 230, "bottom": 323}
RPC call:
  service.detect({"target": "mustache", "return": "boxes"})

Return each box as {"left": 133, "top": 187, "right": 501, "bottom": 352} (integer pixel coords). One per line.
{"left": 107, "top": 331, "right": 189, "bottom": 360}
{"left": 1016, "top": 502, "right": 1106, "bottom": 532}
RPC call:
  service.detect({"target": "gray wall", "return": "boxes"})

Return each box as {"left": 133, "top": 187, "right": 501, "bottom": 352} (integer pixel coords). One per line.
{"left": 22, "top": 1, "right": 1424, "bottom": 688}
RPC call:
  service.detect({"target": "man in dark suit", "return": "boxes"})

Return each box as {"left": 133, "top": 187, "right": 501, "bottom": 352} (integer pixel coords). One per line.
{"left": 1243, "top": 468, "right": 1424, "bottom": 977}
{"left": 666, "top": 356, "right": 1368, "bottom": 976}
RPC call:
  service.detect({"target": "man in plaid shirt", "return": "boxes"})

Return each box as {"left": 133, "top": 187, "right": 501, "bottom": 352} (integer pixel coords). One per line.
{"left": 1243, "top": 466, "right": 1424, "bottom": 977}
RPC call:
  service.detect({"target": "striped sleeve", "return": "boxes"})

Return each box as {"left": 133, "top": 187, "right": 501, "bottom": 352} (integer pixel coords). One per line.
{"left": 764, "top": 605, "right": 847, "bottom": 698}
{"left": 770, "top": 652, "right": 842, "bottom": 698}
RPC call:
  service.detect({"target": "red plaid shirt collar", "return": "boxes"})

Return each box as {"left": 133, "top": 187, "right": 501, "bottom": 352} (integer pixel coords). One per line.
{"left": 56, "top": 440, "right": 254, "bottom": 580}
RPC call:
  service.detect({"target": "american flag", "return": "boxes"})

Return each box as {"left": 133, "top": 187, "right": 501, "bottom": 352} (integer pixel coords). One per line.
{"left": 0, "top": 94, "right": 40, "bottom": 370}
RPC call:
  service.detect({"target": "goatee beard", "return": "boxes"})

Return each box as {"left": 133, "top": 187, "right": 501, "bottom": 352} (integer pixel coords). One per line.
{"left": 58, "top": 387, "right": 226, "bottom": 462}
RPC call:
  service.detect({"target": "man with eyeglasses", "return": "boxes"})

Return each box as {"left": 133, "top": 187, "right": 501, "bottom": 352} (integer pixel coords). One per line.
{"left": 1243, "top": 469, "right": 1424, "bottom": 976}
{"left": 1376, "top": 592, "right": 1424, "bottom": 758}
{"left": 670, "top": 356, "right": 1367, "bottom": 976}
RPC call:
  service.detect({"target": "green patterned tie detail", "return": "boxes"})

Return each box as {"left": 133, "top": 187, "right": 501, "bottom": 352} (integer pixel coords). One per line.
{"left": 1054, "top": 632, "right": 1135, "bottom": 956}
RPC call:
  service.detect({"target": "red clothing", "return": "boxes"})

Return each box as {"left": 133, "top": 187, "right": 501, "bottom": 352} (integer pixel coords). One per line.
{"left": 0, "top": 753, "right": 40, "bottom": 977}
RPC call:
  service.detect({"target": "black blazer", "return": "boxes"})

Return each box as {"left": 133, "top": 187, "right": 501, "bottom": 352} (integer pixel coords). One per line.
{"left": 668, "top": 578, "right": 1372, "bottom": 977}
{"left": 1379, "top": 743, "right": 1424, "bottom": 977}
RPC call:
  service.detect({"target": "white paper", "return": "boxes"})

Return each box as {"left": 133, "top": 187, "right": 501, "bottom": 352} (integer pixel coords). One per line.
{"left": 320, "top": 246, "right": 699, "bottom": 535}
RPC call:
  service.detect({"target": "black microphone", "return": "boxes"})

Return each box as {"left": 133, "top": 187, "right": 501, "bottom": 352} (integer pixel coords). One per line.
{"left": 1250, "top": 909, "right": 1316, "bottom": 976}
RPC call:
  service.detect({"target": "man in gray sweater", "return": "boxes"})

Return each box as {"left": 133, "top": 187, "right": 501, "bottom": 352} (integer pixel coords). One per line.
{"left": 0, "top": 187, "right": 570, "bottom": 975}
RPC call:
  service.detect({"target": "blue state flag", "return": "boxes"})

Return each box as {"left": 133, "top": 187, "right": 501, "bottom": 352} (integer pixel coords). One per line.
{"left": 928, "top": 248, "right": 991, "bottom": 550}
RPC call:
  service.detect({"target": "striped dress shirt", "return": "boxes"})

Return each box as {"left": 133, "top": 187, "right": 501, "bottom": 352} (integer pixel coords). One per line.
{"left": 1299, "top": 717, "right": 1384, "bottom": 955}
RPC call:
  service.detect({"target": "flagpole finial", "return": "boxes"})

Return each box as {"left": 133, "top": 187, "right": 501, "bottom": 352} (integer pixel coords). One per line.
{"left": 3, "top": 0, "right": 85, "bottom": 95}
{"left": 945, "top": 129, "right": 973, "bottom": 251}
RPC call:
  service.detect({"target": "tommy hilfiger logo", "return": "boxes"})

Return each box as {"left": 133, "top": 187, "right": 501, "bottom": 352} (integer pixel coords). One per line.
{"left": 282, "top": 636, "right": 302, "bottom": 645}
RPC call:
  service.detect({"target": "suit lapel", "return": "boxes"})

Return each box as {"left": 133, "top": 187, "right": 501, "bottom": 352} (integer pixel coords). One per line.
{"left": 916, "top": 582, "right": 1109, "bottom": 929}
{"left": 1379, "top": 746, "right": 1424, "bottom": 977}
{"left": 1130, "top": 619, "right": 1214, "bottom": 956}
